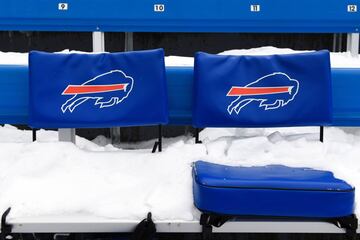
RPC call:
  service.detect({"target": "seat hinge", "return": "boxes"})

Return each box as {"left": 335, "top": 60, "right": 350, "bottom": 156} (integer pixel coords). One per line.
{"left": 1, "top": 208, "right": 12, "bottom": 240}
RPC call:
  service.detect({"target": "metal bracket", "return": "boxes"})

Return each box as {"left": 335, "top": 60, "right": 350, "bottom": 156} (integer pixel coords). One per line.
{"left": 200, "top": 214, "right": 231, "bottom": 240}
{"left": 32, "top": 129, "right": 37, "bottom": 142}
{"left": 131, "top": 212, "right": 156, "bottom": 240}
{"left": 152, "top": 125, "right": 162, "bottom": 153}
{"left": 320, "top": 126, "right": 324, "bottom": 143}
{"left": 200, "top": 213, "right": 358, "bottom": 240}
{"left": 332, "top": 214, "right": 358, "bottom": 240}
{"left": 1, "top": 208, "right": 12, "bottom": 240}
{"left": 195, "top": 128, "right": 202, "bottom": 144}
{"left": 200, "top": 214, "right": 213, "bottom": 240}
{"left": 201, "top": 224, "right": 212, "bottom": 240}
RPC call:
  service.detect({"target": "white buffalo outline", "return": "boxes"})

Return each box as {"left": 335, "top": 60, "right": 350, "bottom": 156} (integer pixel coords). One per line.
{"left": 227, "top": 72, "right": 299, "bottom": 115}
{"left": 61, "top": 70, "right": 134, "bottom": 113}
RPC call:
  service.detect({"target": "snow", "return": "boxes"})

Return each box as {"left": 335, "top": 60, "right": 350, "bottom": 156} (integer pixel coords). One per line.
{"left": 0, "top": 125, "right": 359, "bottom": 221}
{"left": 1, "top": 46, "right": 360, "bottom": 68}
{"left": 166, "top": 46, "right": 360, "bottom": 68}
{"left": 0, "top": 46, "right": 359, "bottom": 222}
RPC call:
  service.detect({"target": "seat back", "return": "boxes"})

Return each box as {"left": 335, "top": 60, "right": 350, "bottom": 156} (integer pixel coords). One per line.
{"left": 29, "top": 49, "right": 168, "bottom": 128}
{"left": 192, "top": 51, "right": 332, "bottom": 128}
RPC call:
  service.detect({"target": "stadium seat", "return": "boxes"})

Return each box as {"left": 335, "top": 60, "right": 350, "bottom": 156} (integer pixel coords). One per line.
{"left": 191, "top": 50, "right": 357, "bottom": 239}
{"left": 193, "top": 161, "right": 357, "bottom": 238}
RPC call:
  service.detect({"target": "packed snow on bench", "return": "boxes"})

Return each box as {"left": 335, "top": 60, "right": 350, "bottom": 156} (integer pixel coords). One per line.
{"left": 0, "top": 46, "right": 359, "bottom": 68}
{"left": 0, "top": 125, "right": 358, "bottom": 221}
{"left": 165, "top": 46, "right": 360, "bottom": 68}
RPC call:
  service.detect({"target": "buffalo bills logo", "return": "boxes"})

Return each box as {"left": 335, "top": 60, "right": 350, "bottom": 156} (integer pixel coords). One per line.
{"left": 61, "top": 70, "right": 134, "bottom": 113}
{"left": 227, "top": 72, "right": 299, "bottom": 115}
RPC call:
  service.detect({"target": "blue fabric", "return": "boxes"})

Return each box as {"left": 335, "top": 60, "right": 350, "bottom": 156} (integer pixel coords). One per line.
{"left": 166, "top": 67, "right": 194, "bottom": 125}
{"left": 193, "top": 161, "right": 355, "bottom": 217}
{"left": 193, "top": 51, "right": 332, "bottom": 128}
{"left": 332, "top": 68, "right": 360, "bottom": 126}
{"left": 0, "top": 65, "right": 28, "bottom": 124}
{"left": 29, "top": 49, "right": 168, "bottom": 128}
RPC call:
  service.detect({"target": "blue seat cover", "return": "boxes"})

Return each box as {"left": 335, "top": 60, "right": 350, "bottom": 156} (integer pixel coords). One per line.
{"left": 29, "top": 49, "right": 168, "bottom": 128}
{"left": 193, "top": 51, "right": 332, "bottom": 128}
{"left": 193, "top": 161, "right": 355, "bottom": 218}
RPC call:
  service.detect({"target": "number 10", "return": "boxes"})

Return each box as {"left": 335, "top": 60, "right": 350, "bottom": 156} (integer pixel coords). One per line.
{"left": 154, "top": 4, "right": 165, "bottom": 12}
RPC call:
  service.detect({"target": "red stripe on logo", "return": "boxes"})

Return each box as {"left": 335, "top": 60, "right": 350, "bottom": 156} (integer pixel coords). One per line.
{"left": 62, "top": 84, "right": 128, "bottom": 95}
{"left": 227, "top": 86, "right": 292, "bottom": 96}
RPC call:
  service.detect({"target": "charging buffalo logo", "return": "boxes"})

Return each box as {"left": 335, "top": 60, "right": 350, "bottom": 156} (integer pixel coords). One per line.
{"left": 227, "top": 72, "right": 299, "bottom": 115}
{"left": 61, "top": 70, "right": 134, "bottom": 113}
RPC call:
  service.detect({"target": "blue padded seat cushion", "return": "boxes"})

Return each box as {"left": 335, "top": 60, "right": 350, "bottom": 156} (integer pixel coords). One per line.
{"left": 193, "top": 161, "right": 355, "bottom": 218}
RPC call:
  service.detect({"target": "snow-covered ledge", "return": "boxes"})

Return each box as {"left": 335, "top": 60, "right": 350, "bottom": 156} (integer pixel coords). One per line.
{"left": 1, "top": 47, "right": 360, "bottom": 68}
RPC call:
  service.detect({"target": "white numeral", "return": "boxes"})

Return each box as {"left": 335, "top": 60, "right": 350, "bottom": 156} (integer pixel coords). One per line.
{"left": 348, "top": 4, "right": 357, "bottom": 12}
{"left": 58, "top": 3, "right": 68, "bottom": 11}
{"left": 154, "top": 4, "right": 165, "bottom": 12}
{"left": 250, "top": 4, "right": 261, "bottom": 12}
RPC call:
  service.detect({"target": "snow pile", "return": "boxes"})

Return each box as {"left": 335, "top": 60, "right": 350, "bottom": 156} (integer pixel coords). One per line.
{"left": 0, "top": 46, "right": 359, "bottom": 221}
{"left": 1, "top": 46, "right": 360, "bottom": 68}
{"left": 166, "top": 46, "right": 360, "bottom": 68}
{"left": 0, "top": 125, "right": 359, "bottom": 221}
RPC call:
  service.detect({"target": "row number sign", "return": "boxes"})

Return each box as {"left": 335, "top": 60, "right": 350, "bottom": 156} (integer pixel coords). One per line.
{"left": 154, "top": 4, "right": 165, "bottom": 12}
{"left": 348, "top": 4, "right": 357, "bottom": 12}
{"left": 250, "top": 4, "right": 260, "bottom": 12}
{"left": 58, "top": 3, "right": 68, "bottom": 11}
